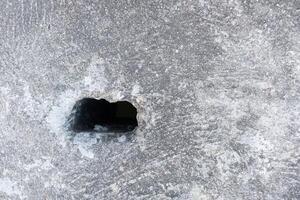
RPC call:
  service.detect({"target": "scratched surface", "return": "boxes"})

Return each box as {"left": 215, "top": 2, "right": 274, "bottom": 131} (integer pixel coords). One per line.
{"left": 0, "top": 0, "right": 299, "bottom": 199}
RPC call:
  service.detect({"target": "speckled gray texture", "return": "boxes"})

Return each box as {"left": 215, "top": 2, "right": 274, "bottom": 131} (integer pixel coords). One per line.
{"left": 0, "top": 0, "right": 299, "bottom": 199}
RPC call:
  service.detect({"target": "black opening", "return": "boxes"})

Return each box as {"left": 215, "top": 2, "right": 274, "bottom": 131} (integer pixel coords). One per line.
{"left": 68, "top": 98, "right": 138, "bottom": 133}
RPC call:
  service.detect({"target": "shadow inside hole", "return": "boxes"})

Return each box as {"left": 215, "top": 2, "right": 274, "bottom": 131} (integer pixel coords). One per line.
{"left": 67, "top": 98, "right": 138, "bottom": 141}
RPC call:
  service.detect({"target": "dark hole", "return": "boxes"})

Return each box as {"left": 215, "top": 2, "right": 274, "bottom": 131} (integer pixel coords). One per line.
{"left": 67, "top": 98, "right": 138, "bottom": 133}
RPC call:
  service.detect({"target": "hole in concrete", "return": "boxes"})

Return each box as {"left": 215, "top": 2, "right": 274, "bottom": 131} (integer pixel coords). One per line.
{"left": 67, "top": 98, "right": 138, "bottom": 135}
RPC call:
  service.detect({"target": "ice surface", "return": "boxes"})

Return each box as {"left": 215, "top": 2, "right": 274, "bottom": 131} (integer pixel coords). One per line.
{"left": 0, "top": 0, "right": 299, "bottom": 200}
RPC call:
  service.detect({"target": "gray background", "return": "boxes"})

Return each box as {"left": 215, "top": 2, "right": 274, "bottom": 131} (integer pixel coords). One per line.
{"left": 0, "top": 0, "right": 299, "bottom": 199}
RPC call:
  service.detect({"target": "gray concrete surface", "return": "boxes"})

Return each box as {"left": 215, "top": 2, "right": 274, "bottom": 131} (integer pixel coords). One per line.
{"left": 0, "top": 0, "right": 299, "bottom": 199}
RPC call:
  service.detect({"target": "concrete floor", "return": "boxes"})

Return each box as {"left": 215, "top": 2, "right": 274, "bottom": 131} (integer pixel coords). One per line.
{"left": 0, "top": 0, "right": 299, "bottom": 199}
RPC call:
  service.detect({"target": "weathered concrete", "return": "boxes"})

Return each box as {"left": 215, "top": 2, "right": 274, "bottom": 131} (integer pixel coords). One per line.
{"left": 0, "top": 0, "right": 299, "bottom": 199}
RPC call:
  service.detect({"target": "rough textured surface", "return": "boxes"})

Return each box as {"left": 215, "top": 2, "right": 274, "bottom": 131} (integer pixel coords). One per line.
{"left": 0, "top": 0, "right": 299, "bottom": 199}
